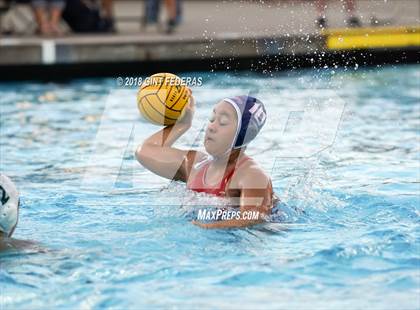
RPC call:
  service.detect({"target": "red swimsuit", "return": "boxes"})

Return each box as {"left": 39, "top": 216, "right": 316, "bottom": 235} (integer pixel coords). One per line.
{"left": 187, "top": 156, "right": 250, "bottom": 197}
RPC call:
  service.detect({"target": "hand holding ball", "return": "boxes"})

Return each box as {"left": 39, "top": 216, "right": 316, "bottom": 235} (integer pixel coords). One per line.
{"left": 137, "top": 73, "right": 191, "bottom": 126}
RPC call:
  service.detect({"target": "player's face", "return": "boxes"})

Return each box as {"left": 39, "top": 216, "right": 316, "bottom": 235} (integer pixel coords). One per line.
{"left": 204, "top": 101, "right": 238, "bottom": 156}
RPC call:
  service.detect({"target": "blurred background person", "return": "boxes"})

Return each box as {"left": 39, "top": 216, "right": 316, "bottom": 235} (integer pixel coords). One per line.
{"left": 165, "top": 0, "right": 176, "bottom": 34}
{"left": 100, "top": 0, "right": 115, "bottom": 31}
{"left": 143, "top": 0, "right": 182, "bottom": 34}
{"left": 316, "top": 0, "right": 361, "bottom": 29}
{"left": 31, "top": 0, "right": 66, "bottom": 35}
{"left": 62, "top": 0, "right": 115, "bottom": 33}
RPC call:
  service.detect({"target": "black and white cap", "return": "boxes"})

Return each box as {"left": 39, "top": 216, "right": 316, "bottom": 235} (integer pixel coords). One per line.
{"left": 0, "top": 174, "right": 19, "bottom": 237}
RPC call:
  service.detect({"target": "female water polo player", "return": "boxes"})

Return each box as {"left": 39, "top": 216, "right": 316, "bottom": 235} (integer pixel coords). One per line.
{"left": 136, "top": 91, "right": 277, "bottom": 228}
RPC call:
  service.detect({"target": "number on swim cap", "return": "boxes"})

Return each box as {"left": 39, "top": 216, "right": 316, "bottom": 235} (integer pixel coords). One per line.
{"left": 1, "top": 186, "right": 10, "bottom": 205}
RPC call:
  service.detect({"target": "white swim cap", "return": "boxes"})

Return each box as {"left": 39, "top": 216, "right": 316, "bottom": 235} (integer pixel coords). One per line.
{"left": 0, "top": 174, "right": 19, "bottom": 237}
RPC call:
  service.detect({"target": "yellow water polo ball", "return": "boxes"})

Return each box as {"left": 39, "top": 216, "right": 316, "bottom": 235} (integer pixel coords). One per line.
{"left": 137, "top": 73, "right": 189, "bottom": 126}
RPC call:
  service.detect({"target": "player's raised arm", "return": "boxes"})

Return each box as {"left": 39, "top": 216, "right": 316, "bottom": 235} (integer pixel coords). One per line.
{"left": 135, "top": 88, "right": 204, "bottom": 182}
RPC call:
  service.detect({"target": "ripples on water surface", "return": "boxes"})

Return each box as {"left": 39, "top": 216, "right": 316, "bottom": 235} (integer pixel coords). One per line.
{"left": 0, "top": 65, "right": 419, "bottom": 309}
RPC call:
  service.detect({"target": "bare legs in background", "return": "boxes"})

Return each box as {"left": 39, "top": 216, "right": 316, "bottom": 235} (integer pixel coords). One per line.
{"left": 101, "top": 0, "right": 115, "bottom": 31}
{"left": 165, "top": 0, "right": 177, "bottom": 34}
{"left": 32, "top": 0, "right": 65, "bottom": 35}
{"left": 316, "top": 0, "right": 361, "bottom": 29}
{"left": 143, "top": 0, "right": 182, "bottom": 34}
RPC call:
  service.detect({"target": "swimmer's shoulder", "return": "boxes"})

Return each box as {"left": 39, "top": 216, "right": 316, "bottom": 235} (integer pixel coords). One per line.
{"left": 228, "top": 159, "right": 275, "bottom": 211}
{"left": 230, "top": 156, "right": 271, "bottom": 189}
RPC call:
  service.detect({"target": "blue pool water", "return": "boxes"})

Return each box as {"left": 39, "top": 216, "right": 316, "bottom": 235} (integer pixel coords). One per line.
{"left": 0, "top": 65, "right": 419, "bottom": 309}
